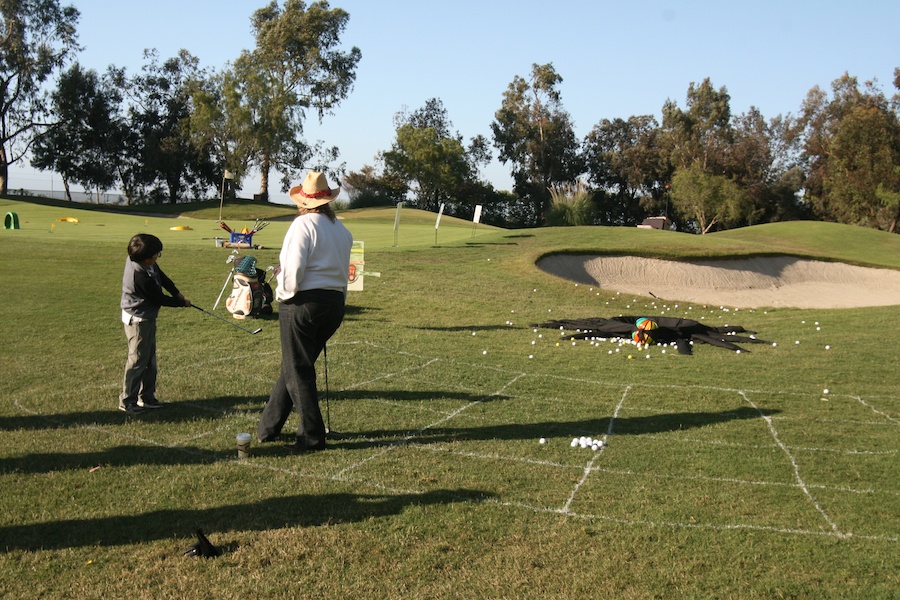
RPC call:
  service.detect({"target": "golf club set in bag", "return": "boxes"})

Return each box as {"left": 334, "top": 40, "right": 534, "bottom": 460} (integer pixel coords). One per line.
{"left": 192, "top": 251, "right": 274, "bottom": 335}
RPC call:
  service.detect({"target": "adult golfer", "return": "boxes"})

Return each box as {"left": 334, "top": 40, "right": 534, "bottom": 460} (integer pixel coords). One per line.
{"left": 257, "top": 171, "right": 353, "bottom": 453}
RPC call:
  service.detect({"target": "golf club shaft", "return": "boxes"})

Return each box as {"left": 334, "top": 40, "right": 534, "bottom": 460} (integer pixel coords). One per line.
{"left": 213, "top": 269, "right": 233, "bottom": 310}
{"left": 193, "top": 305, "right": 262, "bottom": 334}
{"left": 323, "top": 343, "right": 330, "bottom": 433}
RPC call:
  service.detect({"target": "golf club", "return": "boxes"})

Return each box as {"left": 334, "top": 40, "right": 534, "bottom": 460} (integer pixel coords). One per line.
{"left": 193, "top": 305, "right": 262, "bottom": 335}
{"left": 213, "top": 252, "right": 240, "bottom": 310}
{"left": 323, "top": 343, "right": 331, "bottom": 433}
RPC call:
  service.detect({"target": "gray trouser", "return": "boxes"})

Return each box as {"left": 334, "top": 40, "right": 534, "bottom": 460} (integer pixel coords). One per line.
{"left": 119, "top": 318, "right": 157, "bottom": 407}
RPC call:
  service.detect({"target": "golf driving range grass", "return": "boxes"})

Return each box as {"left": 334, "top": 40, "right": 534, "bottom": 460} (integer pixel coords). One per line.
{"left": 1, "top": 196, "right": 898, "bottom": 598}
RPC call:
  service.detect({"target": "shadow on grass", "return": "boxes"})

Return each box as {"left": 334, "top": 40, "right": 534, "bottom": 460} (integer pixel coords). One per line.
{"left": 410, "top": 325, "right": 514, "bottom": 332}
{"left": 0, "top": 445, "right": 220, "bottom": 475}
{"left": 331, "top": 406, "right": 778, "bottom": 449}
{"left": 0, "top": 488, "right": 491, "bottom": 552}
{"left": 0, "top": 395, "right": 269, "bottom": 431}
{"left": 335, "top": 389, "right": 510, "bottom": 403}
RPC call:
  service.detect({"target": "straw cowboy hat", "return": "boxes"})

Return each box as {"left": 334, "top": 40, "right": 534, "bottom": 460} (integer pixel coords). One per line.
{"left": 289, "top": 171, "right": 341, "bottom": 209}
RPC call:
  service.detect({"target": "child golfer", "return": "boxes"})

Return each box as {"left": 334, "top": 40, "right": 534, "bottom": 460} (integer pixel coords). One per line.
{"left": 119, "top": 233, "right": 191, "bottom": 413}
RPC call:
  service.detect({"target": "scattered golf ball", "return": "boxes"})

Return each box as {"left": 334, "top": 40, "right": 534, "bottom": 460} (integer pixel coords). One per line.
{"left": 539, "top": 438, "right": 547, "bottom": 444}
{"left": 823, "top": 388, "right": 829, "bottom": 394}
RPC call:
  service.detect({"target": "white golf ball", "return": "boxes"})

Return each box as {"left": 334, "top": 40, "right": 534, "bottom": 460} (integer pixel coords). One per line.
{"left": 571, "top": 438, "right": 579, "bottom": 447}
{"left": 823, "top": 388, "right": 829, "bottom": 394}
{"left": 539, "top": 438, "right": 547, "bottom": 445}
{"left": 591, "top": 444, "right": 599, "bottom": 451}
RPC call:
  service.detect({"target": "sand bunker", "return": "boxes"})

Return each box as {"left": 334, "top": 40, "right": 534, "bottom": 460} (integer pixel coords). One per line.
{"left": 536, "top": 255, "right": 900, "bottom": 309}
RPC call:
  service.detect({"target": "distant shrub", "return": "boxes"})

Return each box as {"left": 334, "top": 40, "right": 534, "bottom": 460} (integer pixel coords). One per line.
{"left": 546, "top": 180, "right": 595, "bottom": 226}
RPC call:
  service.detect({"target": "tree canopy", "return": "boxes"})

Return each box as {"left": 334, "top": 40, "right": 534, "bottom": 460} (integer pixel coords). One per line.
{"left": 6, "top": 1, "right": 898, "bottom": 233}
{"left": 0, "top": 0, "right": 80, "bottom": 194}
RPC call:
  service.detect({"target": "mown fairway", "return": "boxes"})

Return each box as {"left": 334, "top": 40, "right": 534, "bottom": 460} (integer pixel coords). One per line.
{"left": 1, "top": 197, "right": 898, "bottom": 598}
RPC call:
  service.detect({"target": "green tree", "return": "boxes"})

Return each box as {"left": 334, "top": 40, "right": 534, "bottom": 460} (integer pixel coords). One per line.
{"left": 114, "top": 50, "right": 216, "bottom": 204}
{"left": 233, "top": 0, "right": 361, "bottom": 200}
{"left": 793, "top": 72, "right": 900, "bottom": 231}
{"left": 343, "top": 164, "right": 406, "bottom": 208}
{"left": 824, "top": 103, "right": 900, "bottom": 230}
{"left": 583, "top": 115, "right": 666, "bottom": 225}
{"left": 0, "top": 0, "right": 80, "bottom": 194}
{"left": 661, "top": 78, "right": 733, "bottom": 173}
{"left": 724, "top": 107, "right": 809, "bottom": 225}
{"left": 188, "top": 67, "right": 256, "bottom": 195}
{"left": 30, "top": 63, "right": 120, "bottom": 200}
{"left": 876, "top": 166, "right": 900, "bottom": 232}
{"left": 670, "top": 163, "right": 749, "bottom": 233}
{"left": 382, "top": 98, "right": 482, "bottom": 213}
{"left": 492, "top": 63, "right": 583, "bottom": 226}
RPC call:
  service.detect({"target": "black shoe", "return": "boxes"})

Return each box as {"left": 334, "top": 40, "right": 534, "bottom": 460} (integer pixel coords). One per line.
{"left": 137, "top": 398, "right": 164, "bottom": 409}
{"left": 283, "top": 441, "right": 326, "bottom": 454}
{"left": 118, "top": 403, "right": 145, "bottom": 414}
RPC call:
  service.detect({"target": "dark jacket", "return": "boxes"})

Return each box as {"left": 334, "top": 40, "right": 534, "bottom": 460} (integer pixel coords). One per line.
{"left": 121, "top": 258, "right": 183, "bottom": 320}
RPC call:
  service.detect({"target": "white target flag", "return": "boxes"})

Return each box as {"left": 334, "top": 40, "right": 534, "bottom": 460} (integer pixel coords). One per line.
{"left": 435, "top": 203, "right": 445, "bottom": 229}
{"left": 473, "top": 205, "right": 483, "bottom": 224}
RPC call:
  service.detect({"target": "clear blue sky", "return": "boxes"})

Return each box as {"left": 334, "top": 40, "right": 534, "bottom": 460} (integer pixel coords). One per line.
{"left": 11, "top": 0, "right": 899, "bottom": 204}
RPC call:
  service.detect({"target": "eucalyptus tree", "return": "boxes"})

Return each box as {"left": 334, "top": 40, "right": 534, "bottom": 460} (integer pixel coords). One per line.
{"left": 187, "top": 67, "right": 255, "bottom": 194}
{"left": 30, "top": 63, "right": 121, "bottom": 200}
{"left": 661, "top": 78, "right": 733, "bottom": 173}
{"left": 0, "top": 0, "right": 80, "bottom": 194}
{"left": 382, "top": 98, "right": 487, "bottom": 214}
{"left": 583, "top": 115, "right": 666, "bottom": 225}
{"left": 670, "top": 163, "right": 749, "bottom": 233}
{"left": 112, "top": 49, "right": 216, "bottom": 203}
{"left": 232, "top": 0, "right": 361, "bottom": 200}
{"left": 492, "top": 63, "right": 583, "bottom": 226}
{"left": 793, "top": 72, "right": 900, "bottom": 232}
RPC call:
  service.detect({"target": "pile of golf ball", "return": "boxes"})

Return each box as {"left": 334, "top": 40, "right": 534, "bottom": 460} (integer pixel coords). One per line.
{"left": 570, "top": 436, "right": 606, "bottom": 451}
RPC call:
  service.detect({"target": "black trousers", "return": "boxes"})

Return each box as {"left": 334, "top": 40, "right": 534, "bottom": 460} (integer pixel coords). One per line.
{"left": 258, "top": 290, "right": 345, "bottom": 448}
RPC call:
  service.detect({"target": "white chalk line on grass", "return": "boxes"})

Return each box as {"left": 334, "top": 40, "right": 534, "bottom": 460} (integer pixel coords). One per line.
{"left": 853, "top": 395, "right": 899, "bottom": 423}
{"left": 333, "top": 371, "right": 527, "bottom": 480}
{"left": 740, "top": 391, "right": 845, "bottom": 538}
{"left": 12, "top": 394, "right": 423, "bottom": 497}
{"left": 409, "top": 443, "right": 900, "bottom": 498}
{"left": 639, "top": 432, "right": 898, "bottom": 456}
{"left": 15, "top": 392, "right": 900, "bottom": 542}
{"left": 562, "top": 385, "right": 629, "bottom": 513}
{"left": 10, "top": 339, "right": 898, "bottom": 542}
{"left": 482, "top": 497, "right": 900, "bottom": 543}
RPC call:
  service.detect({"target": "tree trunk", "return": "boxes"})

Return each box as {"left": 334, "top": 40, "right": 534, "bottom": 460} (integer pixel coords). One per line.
{"left": 63, "top": 178, "right": 72, "bottom": 202}
{"left": 258, "top": 153, "right": 270, "bottom": 202}
{"left": 0, "top": 145, "right": 8, "bottom": 195}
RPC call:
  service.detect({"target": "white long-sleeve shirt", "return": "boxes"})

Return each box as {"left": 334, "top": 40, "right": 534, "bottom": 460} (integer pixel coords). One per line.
{"left": 276, "top": 212, "right": 353, "bottom": 302}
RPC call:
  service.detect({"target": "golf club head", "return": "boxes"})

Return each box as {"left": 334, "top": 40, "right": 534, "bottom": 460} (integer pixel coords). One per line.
{"left": 183, "top": 528, "right": 219, "bottom": 558}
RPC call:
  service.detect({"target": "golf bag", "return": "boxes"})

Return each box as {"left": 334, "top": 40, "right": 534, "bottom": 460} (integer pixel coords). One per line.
{"left": 226, "top": 256, "right": 272, "bottom": 319}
